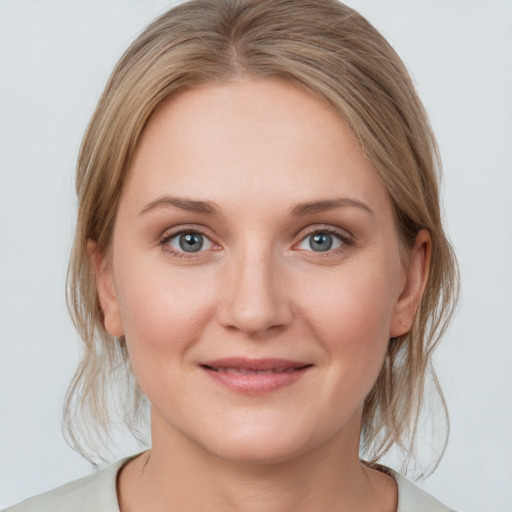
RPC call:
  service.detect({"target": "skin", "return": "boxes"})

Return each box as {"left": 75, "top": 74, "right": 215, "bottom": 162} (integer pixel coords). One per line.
{"left": 94, "top": 79, "right": 430, "bottom": 511}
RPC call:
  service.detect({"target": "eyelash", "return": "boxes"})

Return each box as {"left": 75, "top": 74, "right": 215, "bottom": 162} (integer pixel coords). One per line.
{"left": 159, "top": 226, "right": 351, "bottom": 259}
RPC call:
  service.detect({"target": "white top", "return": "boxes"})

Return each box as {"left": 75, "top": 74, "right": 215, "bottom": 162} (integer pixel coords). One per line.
{"left": 4, "top": 458, "right": 456, "bottom": 512}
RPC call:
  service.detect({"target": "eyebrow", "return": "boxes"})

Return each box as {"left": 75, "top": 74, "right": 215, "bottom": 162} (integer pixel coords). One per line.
{"left": 289, "top": 197, "right": 374, "bottom": 216}
{"left": 139, "top": 196, "right": 220, "bottom": 216}
{"left": 139, "top": 195, "right": 373, "bottom": 217}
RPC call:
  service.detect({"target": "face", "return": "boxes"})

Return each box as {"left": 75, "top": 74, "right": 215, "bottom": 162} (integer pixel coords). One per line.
{"left": 96, "top": 79, "right": 428, "bottom": 464}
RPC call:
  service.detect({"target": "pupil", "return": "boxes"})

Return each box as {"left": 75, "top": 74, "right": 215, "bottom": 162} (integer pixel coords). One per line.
{"left": 310, "top": 233, "right": 332, "bottom": 252}
{"left": 179, "top": 233, "right": 203, "bottom": 252}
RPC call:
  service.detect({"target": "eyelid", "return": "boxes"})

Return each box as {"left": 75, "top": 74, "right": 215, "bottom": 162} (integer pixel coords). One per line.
{"left": 298, "top": 225, "right": 351, "bottom": 241}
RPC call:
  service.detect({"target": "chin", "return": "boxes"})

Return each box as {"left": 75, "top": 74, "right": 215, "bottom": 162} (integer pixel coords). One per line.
{"left": 210, "top": 436, "right": 309, "bottom": 466}
{"left": 194, "top": 414, "right": 332, "bottom": 466}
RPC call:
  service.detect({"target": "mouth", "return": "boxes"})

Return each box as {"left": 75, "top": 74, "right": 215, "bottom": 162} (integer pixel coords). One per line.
{"left": 199, "top": 358, "right": 313, "bottom": 394}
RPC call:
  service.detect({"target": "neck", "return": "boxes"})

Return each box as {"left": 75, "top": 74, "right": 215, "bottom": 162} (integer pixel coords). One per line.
{"left": 117, "top": 412, "right": 396, "bottom": 512}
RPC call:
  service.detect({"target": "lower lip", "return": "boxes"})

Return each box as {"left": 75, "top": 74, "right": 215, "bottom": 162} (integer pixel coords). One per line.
{"left": 201, "top": 367, "right": 311, "bottom": 394}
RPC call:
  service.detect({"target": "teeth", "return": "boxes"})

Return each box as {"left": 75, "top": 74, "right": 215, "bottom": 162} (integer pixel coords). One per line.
{"left": 213, "top": 367, "right": 298, "bottom": 374}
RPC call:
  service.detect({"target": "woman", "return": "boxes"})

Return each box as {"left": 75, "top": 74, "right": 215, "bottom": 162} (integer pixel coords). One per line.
{"left": 5, "top": 0, "right": 459, "bottom": 510}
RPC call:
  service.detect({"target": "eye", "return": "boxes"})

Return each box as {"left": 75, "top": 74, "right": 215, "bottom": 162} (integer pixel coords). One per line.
{"left": 162, "top": 230, "right": 215, "bottom": 254}
{"left": 296, "top": 229, "right": 345, "bottom": 253}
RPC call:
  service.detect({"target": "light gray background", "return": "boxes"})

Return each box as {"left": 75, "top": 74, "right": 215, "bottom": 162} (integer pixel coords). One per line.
{"left": 1, "top": 1, "right": 511, "bottom": 510}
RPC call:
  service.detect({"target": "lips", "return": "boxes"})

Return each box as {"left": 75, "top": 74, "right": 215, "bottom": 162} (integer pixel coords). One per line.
{"left": 200, "top": 358, "right": 312, "bottom": 394}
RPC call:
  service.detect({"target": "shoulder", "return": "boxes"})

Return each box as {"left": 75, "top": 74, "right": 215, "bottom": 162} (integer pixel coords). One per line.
{"left": 2, "top": 458, "right": 129, "bottom": 512}
{"left": 381, "top": 466, "right": 457, "bottom": 512}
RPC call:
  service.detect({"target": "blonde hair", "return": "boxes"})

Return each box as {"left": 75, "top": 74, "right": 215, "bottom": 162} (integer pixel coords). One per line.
{"left": 65, "top": 0, "right": 458, "bottom": 466}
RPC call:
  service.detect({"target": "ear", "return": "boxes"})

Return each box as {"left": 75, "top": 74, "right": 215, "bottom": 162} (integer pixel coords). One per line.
{"left": 390, "top": 229, "right": 431, "bottom": 338}
{"left": 88, "top": 240, "right": 125, "bottom": 337}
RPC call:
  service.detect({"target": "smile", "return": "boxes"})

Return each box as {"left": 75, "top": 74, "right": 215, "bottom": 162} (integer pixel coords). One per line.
{"left": 200, "top": 358, "right": 313, "bottom": 394}
{"left": 208, "top": 367, "right": 302, "bottom": 374}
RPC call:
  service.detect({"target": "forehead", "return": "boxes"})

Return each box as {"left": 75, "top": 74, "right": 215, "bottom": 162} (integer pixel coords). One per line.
{"left": 122, "top": 79, "right": 390, "bottom": 217}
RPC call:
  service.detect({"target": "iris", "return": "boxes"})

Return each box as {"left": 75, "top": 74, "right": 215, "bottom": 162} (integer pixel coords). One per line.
{"left": 309, "top": 233, "right": 333, "bottom": 252}
{"left": 179, "top": 233, "right": 203, "bottom": 252}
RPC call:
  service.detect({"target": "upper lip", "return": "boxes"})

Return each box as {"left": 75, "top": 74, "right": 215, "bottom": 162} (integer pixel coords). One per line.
{"left": 200, "top": 358, "right": 312, "bottom": 373}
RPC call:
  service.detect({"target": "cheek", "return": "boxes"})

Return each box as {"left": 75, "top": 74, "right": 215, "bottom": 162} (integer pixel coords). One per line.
{"left": 113, "top": 262, "right": 223, "bottom": 407}
{"left": 300, "top": 261, "right": 399, "bottom": 386}
{"left": 307, "top": 269, "right": 396, "bottom": 340}
{"left": 114, "top": 258, "right": 219, "bottom": 357}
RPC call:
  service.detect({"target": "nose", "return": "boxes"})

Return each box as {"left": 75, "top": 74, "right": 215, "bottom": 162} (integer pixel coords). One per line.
{"left": 217, "top": 248, "right": 293, "bottom": 338}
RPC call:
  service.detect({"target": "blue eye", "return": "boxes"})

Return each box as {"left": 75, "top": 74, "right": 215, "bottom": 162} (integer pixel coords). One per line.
{"left": 297, "top": 231, "right": 344, "bottom": 252}
{"left": 165, "top": 231, "right": 214, "bottom": 253}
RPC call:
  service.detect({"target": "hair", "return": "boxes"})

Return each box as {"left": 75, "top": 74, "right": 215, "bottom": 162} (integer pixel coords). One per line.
{"left": 65, "top": 0, "right": 459, "bottom": 468}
